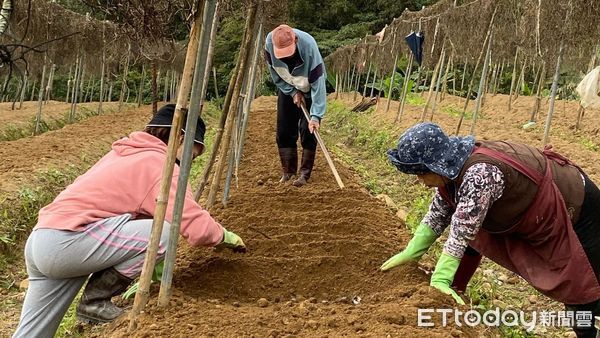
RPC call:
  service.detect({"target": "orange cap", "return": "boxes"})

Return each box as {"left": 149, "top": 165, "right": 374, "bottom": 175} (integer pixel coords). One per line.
{"left": 272, "top": 24, "right": 297, "bottom": 59}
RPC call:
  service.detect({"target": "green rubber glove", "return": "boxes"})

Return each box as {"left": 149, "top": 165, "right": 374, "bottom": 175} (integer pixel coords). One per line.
{"left": 380, "top": 223, "right": 438, "bottom": 271}
{"left": 122, "top": 261, "right": 164, "bottom": 300}
{"left": 430, "top": 253, "right": 465, "bottom": 305}
{"left": 215, "top": 228, "right": 247, "bottom": 253}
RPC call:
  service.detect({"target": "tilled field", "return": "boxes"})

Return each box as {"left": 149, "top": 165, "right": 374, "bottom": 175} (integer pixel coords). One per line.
{"left": 99, "top": 96, "right": 483, "bottom": 337}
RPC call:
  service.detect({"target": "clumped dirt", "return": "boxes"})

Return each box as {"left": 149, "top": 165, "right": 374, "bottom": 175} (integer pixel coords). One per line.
{"left": 0, "top": 103, "right": 151, "bottom": 197}
{"left": 100, "top": 97, "right": 483, "bottom": 338}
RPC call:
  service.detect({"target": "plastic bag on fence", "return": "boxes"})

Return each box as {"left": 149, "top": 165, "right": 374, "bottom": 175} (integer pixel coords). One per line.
{"left": 576, "top": 66, "right": 600, "bottom": 109}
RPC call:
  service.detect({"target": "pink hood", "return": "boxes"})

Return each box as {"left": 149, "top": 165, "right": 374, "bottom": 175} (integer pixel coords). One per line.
{"left": 36, "top": 131, "right": 224, "bottom": 247}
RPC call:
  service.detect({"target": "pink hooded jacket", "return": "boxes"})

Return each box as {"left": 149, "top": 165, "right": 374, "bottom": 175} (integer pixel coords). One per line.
{"left": 35, "top": 131, "right": 224, "bottom": 247}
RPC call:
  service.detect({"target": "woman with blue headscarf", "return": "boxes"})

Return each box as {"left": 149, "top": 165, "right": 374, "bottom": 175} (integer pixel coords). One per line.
{"left": 381, "top": 122, "right": 600, "bottom": 338}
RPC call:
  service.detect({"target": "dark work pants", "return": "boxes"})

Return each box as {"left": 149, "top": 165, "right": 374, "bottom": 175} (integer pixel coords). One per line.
{"left": 276, "top": 90, "right": 317, "bottom": 151}
{"left": 566, "top": 175, "right": 600, "bottom": 338}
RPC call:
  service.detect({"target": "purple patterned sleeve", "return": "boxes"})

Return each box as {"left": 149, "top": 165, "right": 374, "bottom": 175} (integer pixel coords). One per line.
{"left": 443, "top": 163, "right": 505, "bottom": 258}
{"left": 423, "top": 191, "right": 454, "bottom": 236}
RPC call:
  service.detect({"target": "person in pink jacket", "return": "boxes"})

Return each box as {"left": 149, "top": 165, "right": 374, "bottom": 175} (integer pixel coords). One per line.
{"left": 13, "top": 104, "right": 246, "bottom": 338}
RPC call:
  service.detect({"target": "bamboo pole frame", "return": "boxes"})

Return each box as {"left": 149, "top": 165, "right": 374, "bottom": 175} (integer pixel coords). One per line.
{"left": 455, "top": 7, "right": 497, "bottom": 134}
{"left": 157, "top": 0, "right": 219, "bottom": 306}
{"left": 127, "top": 1, "right": 205, "bottom": 330}
{"left": 205, "top": 1, "right": 258, "bottom": 209}
{"left": 469, "top": 31, "right": 493, "bottom": 135}
{"left": 542, "top": 41, "right": 565, "bottom": 146}
{"left": 395, "top": 53, "right": 414, "bottom": 123}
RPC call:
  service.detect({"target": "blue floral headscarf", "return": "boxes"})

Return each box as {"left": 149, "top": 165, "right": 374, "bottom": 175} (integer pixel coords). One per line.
{"left": 386, "top": 122, "right": 475, "bottom": 180}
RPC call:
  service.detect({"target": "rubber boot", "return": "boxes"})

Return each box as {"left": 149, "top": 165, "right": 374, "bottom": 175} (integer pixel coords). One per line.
{"left": 76, "top": 267, "right": 133, "bottom": 323}
{"left": 293, "top": 149, "right": 316, "bottom": 187}
{"left": 278, "top": 148, "right": 298, "bottom": 183}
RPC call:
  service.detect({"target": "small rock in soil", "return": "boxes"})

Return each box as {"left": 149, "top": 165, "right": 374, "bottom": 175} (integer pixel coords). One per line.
{"left": 257, "top": 298, "right": 270, "bottom": 308}
{"left": 306, "top": 320, "right": 319, "bottom": 329}
{"left": 450, "top": 329, "right": 462, "bottom": 337}
{"left": 528, "top": 295, "right": 538, "bottom": 304}
{"left": 19, "top": 279, "right": 29, "bottom": 291}
{"left": 233, "top": 301, "right": 240, "bottom": 307}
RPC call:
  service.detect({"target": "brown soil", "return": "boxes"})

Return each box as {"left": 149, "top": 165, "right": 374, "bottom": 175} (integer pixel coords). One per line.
{"left": 100, "top": 96, "right": 483, "bottom": 338}
{"left": 0, "top": 101, "right": 122, "bottom": 135}
{"left": 0, "top": 104, "right": 152, "bottom": 197}
{"left": 340, "top": 92, "right": 600, "bottom": 182}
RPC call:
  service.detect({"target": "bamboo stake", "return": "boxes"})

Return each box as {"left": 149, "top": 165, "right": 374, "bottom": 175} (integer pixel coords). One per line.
{"left": 151, "top": 63, "right": 158, "bottom": 114}
{"left": 235, "top": 22, "right": 262, "bottom": 170}
{"left": 79, "top": 63, "right": 86, "bottom": 103}
{"left": 514, "top": 55, "right": 528, "bottom": 102}
{"left": 205, "top": 2, "right": 257, "bottom": 209}
{"left": 395, "top": 53, "right": 414, "bottom": 123}
{"left": 529, "top": 62, "right": 546, "bottom": 122}
{"left": 430, "top": 43, "right": 447, "bottom": 120}
{"left": 492, "top": 61, "right": 504, "bottom": 95}
{"left": 70, "top": 55, "right": 83, "bottom": 122}
{"left": 108, "top": 82, "right": 113, "bottom": 103}
{"left": 119, "top": 44, "right": 131, "bottom": 112}
{"left": 34, "top": 62, "right": 47, "bottom": 135}
{"left": 543, "top": 41, "right": 565, "bottom": 146}
{"left": 421, "top": 50, "right": 443, "bottom": 121}
{"left": 386, "top": 52, "right": 400, "bottom": 113}
{"left": 194, "top": 44, "right": 241, "bottom": 201}
{"left": 353, "top": 69, "right": 361, "bottom": 102}
{"left": 349, "top": 62, "right": 356, "bottom": 99}
{"left": 128, "top": 2, "right": 205, "bottom": 331}
{"left": 575, "top": 47, "right": 598, "bottom": 130}
{"left": 137, "top": 64, "right": 146, "bottom": 107}
{"left": 18, "top": 73, "right": 27, "bottom": 109}
{"left": 362, "top": 61, "right": 372, "bottom": 98}
{"left": 369, "top": 67, "right": 378, "bottom": 98}
{"left": 44, "top": 64, "right": 55, "bottom": 103}
{"left": 455, "top": 7, "right": 497, "bottom": 134}
{"left": 65, "top": 63, "right": 73, "bottom": 103}
{"left": 29, "top": 79, "right": 36, "bottom": 102}
{"left": 441, "top": 50, "right": 453, "bottom": 101}
{"left": 98, "top": 21, "right": 106, "bottom": 113}
{"left": 163, "top": 70, "right": 169, "bottom": 102}
{"left": 508, "top": 47, "right": 519, "bottom": 111}
{"left": 460, "top": 56, "right": 468, "bottom": 91}
{"left": 225, "top": 18, "right": 263, "bottom": 204}
{"left": 89, "top": 78, "right": 96, "bottom": 102}
{"left": 158, "top": 0, "right": 218, "bottom": 307}
{"left": 99, "top": 61, "right": 106, "bottom": 113}
{"left": 334, "top": 72, "right": 339, "bottom": 99}
{"left": 213, "top": 67, "right": 220, "bottom": 107}
{"left": 469, "top": 30, "right": 493, "bottom": 135}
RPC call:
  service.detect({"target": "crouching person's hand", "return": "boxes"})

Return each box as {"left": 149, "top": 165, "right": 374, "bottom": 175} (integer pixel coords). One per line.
{"left": 215, "top": 228, "right": 247, "bottom": 253}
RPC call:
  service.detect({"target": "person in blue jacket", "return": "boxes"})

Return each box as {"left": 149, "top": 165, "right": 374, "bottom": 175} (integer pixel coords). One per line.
{"left": 264, "top": 24, "right": 327, "bottom": 187}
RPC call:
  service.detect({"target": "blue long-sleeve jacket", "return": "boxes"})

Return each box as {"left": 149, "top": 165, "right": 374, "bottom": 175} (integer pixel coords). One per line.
{"left": 264, "top": 29, "right": 327, "bottom": 122}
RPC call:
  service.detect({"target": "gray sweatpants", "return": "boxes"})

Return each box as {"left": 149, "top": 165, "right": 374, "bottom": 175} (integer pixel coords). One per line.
{"left": 13, "top": 214, "right": 171, "bottom": 338}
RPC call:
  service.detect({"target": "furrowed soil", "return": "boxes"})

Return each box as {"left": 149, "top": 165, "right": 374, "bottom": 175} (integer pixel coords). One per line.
{"left": 0, "top": 101, "right": 121, "bottom": 139}
{"left": 0, "top": 104, "right": 152, "bottom": 336}
{"left": 0, "top": 102, "right": 149, "bottom": 197}
{"left": 99, "top": 96, "right": 484, "bottom": 337}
